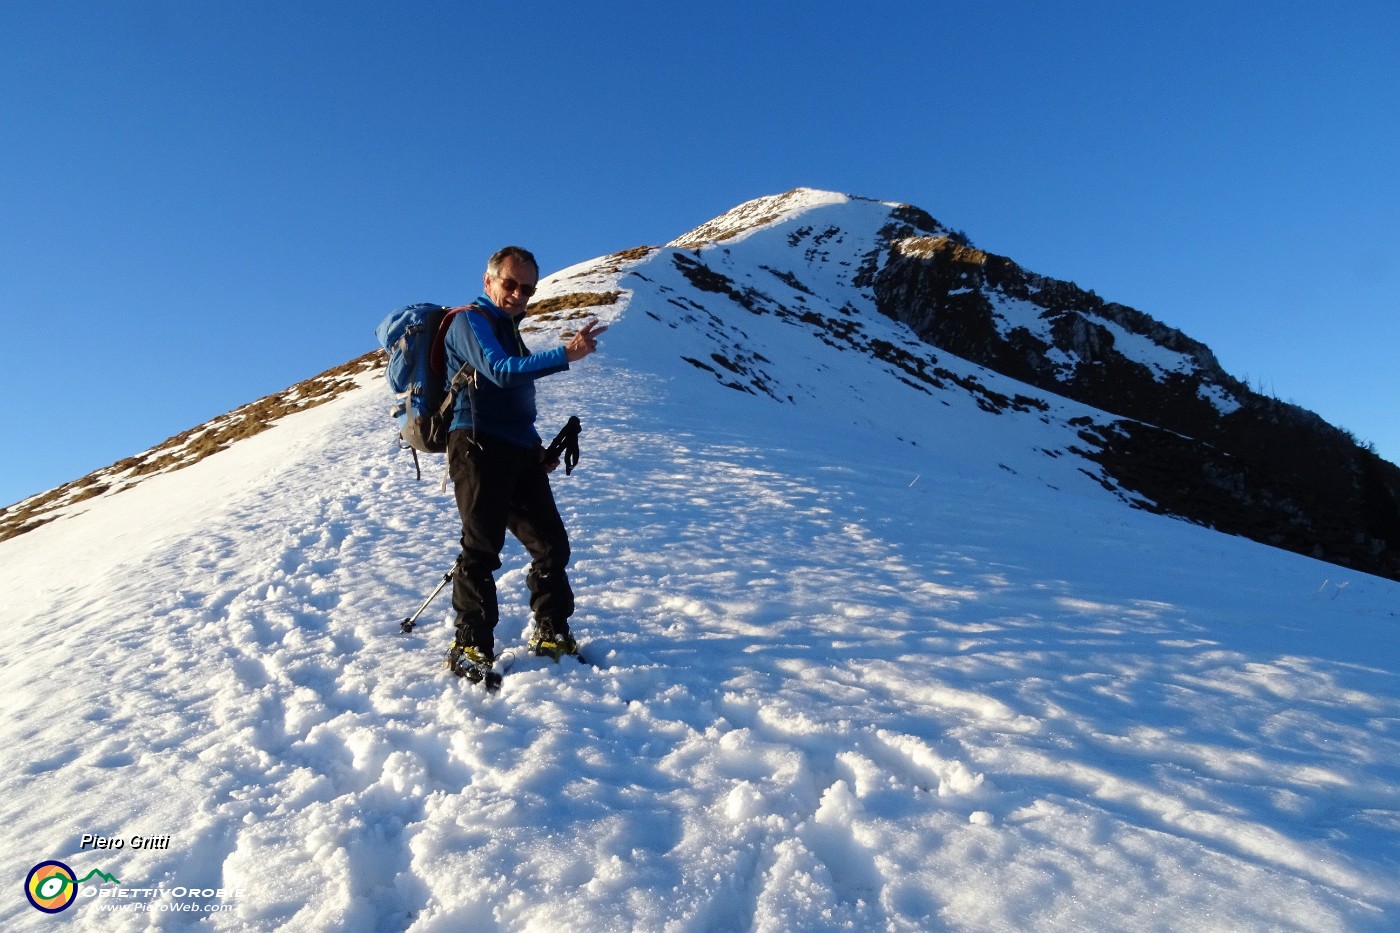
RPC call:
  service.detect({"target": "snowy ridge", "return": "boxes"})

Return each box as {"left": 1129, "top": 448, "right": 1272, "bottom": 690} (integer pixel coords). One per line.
{"left": 667, "top": 188, "right": 859, "bottom": 250}
{"left": 617, "top": 198, "right": 1086, "bottom": 452}
{"left": 3, "top": 194, "right": 1400, "bottom": 931}
{"left": 667, "top": 189, "right": 1239, "bottom": 421}
{"left": 669, "top": 187, "right": 1237, "bottom": 406}
{"left": 0, "top": 354, "right": 381, "bottom": 542}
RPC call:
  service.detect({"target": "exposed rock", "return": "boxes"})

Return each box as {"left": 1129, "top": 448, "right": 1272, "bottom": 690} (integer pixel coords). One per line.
{"left": 871, "top": 224, "right": 1400, "bottom": 580}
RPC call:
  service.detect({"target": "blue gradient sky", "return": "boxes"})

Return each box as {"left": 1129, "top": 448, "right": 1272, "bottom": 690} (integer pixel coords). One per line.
{"left": 3, "top": 1, "right": 1397, "bottom": 506}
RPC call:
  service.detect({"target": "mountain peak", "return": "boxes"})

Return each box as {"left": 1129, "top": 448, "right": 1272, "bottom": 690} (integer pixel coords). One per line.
{"left": 667, "top": 188, "right": 855, "bottom": 249}
{"left": 6, "top": 189, "right": 1399, "bottom": 580}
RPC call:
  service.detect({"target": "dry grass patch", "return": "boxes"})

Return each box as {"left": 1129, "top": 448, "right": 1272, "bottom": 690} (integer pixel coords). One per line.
{"left": 529, "top": 291, "right": 623, "bottom": 318}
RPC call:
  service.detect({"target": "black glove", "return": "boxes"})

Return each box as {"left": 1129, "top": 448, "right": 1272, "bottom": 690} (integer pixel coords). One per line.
{"left": 544, "top": 416, "right": 582, "bottom": 475}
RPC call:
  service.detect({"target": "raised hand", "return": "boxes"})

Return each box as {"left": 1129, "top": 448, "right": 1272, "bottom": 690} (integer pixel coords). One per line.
{"left": 564, "top": 318, "right": 608, "bottom": 362}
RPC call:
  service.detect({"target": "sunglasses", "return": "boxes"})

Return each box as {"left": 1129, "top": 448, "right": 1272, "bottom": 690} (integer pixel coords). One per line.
{"left": 494, "top": 275, "right": 537, "bottom": 298}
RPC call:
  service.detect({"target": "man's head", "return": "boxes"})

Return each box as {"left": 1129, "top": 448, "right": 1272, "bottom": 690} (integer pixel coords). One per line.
{"left": 484, "top": 246, "right": 540, "bottom": 316}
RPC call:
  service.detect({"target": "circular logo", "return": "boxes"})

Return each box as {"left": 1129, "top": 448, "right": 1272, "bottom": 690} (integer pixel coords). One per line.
{"left": 25, "top": 860, "right": 78, "bottom": 913}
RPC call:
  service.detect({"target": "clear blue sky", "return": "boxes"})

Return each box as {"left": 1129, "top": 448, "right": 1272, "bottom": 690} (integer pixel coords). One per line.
{"left": 3, "top": 1, "right": 1397, "bottom": 507}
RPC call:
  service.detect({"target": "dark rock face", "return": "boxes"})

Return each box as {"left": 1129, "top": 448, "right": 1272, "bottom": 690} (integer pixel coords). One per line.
{"left": 871, "top": 233, "right": 1400, "bottom": 581}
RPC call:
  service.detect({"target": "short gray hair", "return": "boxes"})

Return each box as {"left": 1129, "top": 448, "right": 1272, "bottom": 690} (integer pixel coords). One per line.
{"left": 486, "top": 245, "right": 539, "bottom": 278}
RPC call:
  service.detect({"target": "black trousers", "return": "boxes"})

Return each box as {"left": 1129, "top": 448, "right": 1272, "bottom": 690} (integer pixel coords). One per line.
{"left": 447, "top": 429, "right": 574, "bottom": 651}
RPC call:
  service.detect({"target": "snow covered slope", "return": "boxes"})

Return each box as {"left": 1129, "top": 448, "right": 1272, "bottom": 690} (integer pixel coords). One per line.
{"left": 3, "top": 190, "right": 1400, "bottom": 931}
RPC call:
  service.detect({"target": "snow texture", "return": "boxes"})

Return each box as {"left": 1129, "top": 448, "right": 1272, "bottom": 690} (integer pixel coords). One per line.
{"left": 3, "top": 191, "right": 1399, "bottom": 931}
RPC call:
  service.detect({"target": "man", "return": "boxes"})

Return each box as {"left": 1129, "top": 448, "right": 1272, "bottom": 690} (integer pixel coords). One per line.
{"left": 442, "top": 245, "right": 605, "bottom": 678}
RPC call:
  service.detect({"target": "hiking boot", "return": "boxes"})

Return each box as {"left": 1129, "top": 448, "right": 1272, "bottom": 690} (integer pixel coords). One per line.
{"left": 528, "top": 631, "right": 580, "bottom": 661}
{"left": 445, "top": 641, "right": 495, "bottom": 679}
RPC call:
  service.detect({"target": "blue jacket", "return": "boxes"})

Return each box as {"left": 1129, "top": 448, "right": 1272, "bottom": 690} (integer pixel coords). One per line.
{"left": 443, "top": 295, "right": 569, "bottom": 449}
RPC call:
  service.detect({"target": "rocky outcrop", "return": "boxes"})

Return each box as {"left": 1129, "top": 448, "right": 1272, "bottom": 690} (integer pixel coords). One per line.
{"left": 871, "top": 230, "right": 1400, "bottom": 581}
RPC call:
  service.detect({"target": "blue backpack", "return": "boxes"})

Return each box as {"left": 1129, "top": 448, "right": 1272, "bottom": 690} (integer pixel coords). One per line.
{"left": 375, "top": 303, "right": 476, "bottom": 471}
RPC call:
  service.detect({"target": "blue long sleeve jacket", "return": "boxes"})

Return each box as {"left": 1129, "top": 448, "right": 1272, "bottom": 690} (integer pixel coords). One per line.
{"left": 443, "top": 295, "right": 569, "bottom": 449}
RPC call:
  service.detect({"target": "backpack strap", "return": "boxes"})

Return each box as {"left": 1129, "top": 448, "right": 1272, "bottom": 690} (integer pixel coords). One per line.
{"left": 435, "top": 305, "right": 484, "bottom": 455}
{"left": 429, "top": 305, "right": 467, "bottom": 374}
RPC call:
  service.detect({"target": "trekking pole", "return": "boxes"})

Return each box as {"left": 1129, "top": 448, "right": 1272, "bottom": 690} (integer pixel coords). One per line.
{"left": 401, "top": 564, "right": 454, "bottom": 633}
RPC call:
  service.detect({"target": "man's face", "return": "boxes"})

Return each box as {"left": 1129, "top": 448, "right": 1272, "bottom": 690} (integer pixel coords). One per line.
{"left": 483, "top": 255, "right": 539, "bottom": 317}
